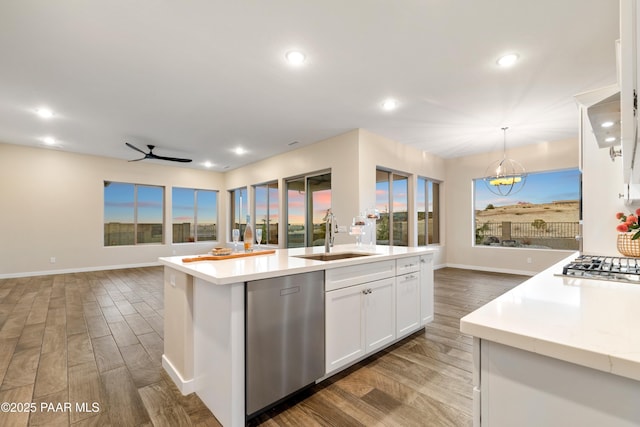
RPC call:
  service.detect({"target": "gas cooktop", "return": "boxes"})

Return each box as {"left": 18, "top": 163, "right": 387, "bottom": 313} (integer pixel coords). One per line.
{"left": 560, "top": 254, "right": 640, "bottom": 283}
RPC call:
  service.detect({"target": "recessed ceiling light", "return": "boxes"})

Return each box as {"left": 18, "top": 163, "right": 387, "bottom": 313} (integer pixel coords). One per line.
{"left": 497, "top": 53, "right": 519, "bottom": 67}
{"left": 285, "top": 50, "right": 306, "bottom": 66}
{"left": 42, "top": 136, "right": 57, "bottom": 145}
{"left": 203, "top": 161, "right": 213, "bottom": 168}
{"left": 381, "top": 99, "right": 398, "bottom": 111}
{"left": 36, "top": 108, "right": 54, "bottom": 119}
{"left": 601, "top": 121, "right": 614, "bottom": 128}
{"left": 234, "top": 147, "right": 246, "bottom": 155}
{"left": 605, "top": 136, "right": 616, "bottom": 143}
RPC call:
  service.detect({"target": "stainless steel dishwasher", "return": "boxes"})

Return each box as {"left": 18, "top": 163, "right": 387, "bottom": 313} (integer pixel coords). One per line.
{"left": 245, "top": 271, "right": 325, "bottom": 418}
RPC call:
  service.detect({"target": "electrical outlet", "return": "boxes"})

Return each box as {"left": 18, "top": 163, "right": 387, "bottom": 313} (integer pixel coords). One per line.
{"left": 50, "top": 257, "right": 56, "bottom": 264}
{"left": 527, "top": 257, "right": 532, "bottom": 264}
{"left": 170, "top": 275, "right": 176, "bottom": 287}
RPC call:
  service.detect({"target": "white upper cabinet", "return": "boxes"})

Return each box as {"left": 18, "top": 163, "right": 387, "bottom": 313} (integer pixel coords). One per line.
{"left": 621, "top": 0, "right": 640, "bottom": 184}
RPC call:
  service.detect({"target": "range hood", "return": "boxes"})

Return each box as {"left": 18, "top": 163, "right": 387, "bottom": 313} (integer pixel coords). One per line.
{"left": 586, "top": 91, "right": 621, "bottom": 148}
{"left": 575, "top": 84, "right": 621, "bottom": 149}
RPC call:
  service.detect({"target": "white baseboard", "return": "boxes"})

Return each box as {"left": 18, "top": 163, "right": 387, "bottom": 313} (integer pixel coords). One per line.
{"left": 0, "top": 261, "right": 161, "bottom": 279}
{"left": 162, "top": 354, "right": 195, "bottom": 395}
{"left": 444, "top": 262, "right": 536, "bottom": 277}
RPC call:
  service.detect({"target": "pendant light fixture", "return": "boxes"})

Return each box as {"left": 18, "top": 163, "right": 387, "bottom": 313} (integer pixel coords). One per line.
{"left": 483, "top": 127, "right": 526, "bottom": 196}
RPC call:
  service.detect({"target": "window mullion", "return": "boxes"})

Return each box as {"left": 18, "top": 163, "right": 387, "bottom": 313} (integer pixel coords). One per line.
{"left": 193, "top": 190, "right": 198, "bottom": 242}
{"left": 133, "top": 184, "right": 139, "bottom": 245}
{"left": 265, "top": 186, "right": 270, "bottom": 243}
{"left": 388, "top": 172, "right": 394, "bottom": 245}
{"left": 425, "top": 180, "right": 430, "bottom": 244}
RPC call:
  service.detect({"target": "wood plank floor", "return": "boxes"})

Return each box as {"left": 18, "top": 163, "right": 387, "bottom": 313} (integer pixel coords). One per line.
{"left": 0, "top": 267, "right": 526, "bottom": 426}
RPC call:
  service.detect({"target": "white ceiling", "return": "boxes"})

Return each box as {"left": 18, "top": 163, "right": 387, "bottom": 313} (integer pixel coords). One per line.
{"left": 0, "top": 1, "right": 620, "bottom": 171}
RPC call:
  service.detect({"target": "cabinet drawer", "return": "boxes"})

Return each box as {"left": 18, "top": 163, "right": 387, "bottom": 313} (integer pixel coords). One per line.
{"left": 396, "top": 256, "right": 420, "bottom": 275}
{"left": 325, "top": 260, "right": 395, "bottom": 291}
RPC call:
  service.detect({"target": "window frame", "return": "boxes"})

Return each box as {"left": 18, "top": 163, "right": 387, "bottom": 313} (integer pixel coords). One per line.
{"left": 229, "top": 187, "right": 248, "bottom": 241}
{"left": 253, "top": 181, "right": 279, "bottom": 246}
{"left": 284, "top": 170, "right": 332, "bottom": 248}
{"left": 472, "top": 167, "right": 581, "bottom": 250}
{"left": 375, "top": 168, "right": 409, "bottom": 247}
{"left": 417, "top": 177, "right": 441, "bottom": 246}
{"left": 172, "top": 187, "right": 218, "bottom": 244}
{"left": 103, "top": 181, "right": 165, "bottom": 246}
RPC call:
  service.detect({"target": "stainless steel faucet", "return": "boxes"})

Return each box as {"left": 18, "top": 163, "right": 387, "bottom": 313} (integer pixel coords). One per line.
{"left": 323, "top": 209, "right": 337, "bottom": 253}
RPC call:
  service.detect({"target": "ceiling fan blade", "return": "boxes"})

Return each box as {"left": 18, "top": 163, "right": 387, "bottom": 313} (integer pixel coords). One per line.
{"left": 125, "top": 142, "right": 147, "bottom": 155}
{"left": 125, "top": 142, "right": 192, "bottom": 163}
{"left": 150, "top": 154, "right": 193, "bottom": 163}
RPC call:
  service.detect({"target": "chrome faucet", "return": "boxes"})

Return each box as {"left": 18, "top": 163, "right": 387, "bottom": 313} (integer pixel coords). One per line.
{"left": 323, "top": 209, "right": 337, "bottom": 253}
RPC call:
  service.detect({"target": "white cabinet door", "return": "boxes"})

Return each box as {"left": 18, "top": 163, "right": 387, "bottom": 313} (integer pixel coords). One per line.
{"left": 479, "top": 340, "right": 640, "bottom": 427}
{"left": 396, "top": 272, "right": 420, "bottom": 338}
{"left": 364, "top": 277, "right": 396, "bottom": 353}
{"left": 325, "top": 283, "right": 366, "bottom": 374}
{"left": 420, "top": 254, "right": 434, "bottom": 325}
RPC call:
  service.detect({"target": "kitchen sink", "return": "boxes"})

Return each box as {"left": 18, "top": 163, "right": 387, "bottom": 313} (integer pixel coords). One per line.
{"left": 293, "top": 252, "right": 374, "bottom": 262}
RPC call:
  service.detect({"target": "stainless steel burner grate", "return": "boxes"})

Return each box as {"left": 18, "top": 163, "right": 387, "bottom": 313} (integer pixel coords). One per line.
{"left": 561, "top": 255, "right": 640, "bottom": 283}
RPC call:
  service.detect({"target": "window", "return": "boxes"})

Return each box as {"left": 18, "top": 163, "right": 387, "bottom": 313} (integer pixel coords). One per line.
{"left": 417, "top": 177, "right": 441, "bottom": 245}
{"left": 286, "top": 177, "right": 305, "bottom": 248}
{"left": 172, "top": 188, "right": 218, "bottom": 243}
{"left": 254, "top": 181, "right": 279, "bottom": 245}
{"left": 375, "top": 169, "right": 408, "bottom": 246}
{"left": 229, "top": 187, "right": 248, "bottom": 240}
{"left": 285, "top": 171, "right": 332, "bottom": 248}
{"left": 473, "top": 168, "right": 581, "bottom": 250}
{"left": 104, "top": 181, "right": 164, "bottom": 246}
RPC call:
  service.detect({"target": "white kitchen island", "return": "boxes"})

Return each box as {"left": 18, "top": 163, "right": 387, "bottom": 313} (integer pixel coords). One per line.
{"left": 159, "top": 244, "right": 437, "bottom": 427}
{"left": 460, "top": 255, "right": 640, "bottom": 427}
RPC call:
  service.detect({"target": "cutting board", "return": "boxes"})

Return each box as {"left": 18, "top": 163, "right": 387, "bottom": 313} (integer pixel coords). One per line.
{"left": 182, "top": 249, "right": 276, "bottom": 262}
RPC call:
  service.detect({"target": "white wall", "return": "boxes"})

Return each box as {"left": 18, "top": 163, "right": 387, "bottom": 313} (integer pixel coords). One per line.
{"left": 357, "top": 129, "right": 446, "bottom": 267}
{"left": 444, "top": 138, "right": 579, "bottom": 275}
{"left": 0, "top": 143, "right": 224, "bottom": 277}
{"left": 225, "top": 129, "right": 447, "bottom": 268}
{"left": 2, "top": 130, "right": 447, "bottom": 277}
{"left": 579, "top": 105, "right": 640, "bottom": 255}
{"left": 3, "top": 128, "right": 575, "bottom": 278}
{"left": 224, "top": 130, "right": 361, "bottom": 247}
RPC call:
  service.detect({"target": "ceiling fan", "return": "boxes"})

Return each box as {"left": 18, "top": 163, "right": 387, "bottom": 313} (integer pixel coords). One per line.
{"left": 125, "top": 142, "right": 192, "bottom": 163}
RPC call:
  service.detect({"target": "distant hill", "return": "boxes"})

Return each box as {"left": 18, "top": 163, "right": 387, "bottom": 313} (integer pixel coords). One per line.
{"left": 476, "top": 200, "right": 579, "bottom": 224}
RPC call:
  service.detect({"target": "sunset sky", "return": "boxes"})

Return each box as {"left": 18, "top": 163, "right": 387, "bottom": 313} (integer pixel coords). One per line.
{"left": 105, "top": 170, "right": 577, "bottom": 228}
{"left": 104, "top": 182, "right": 164, "bottom": 223}
{"left": 104, "top": 183, "right": 218, "bottom": 224}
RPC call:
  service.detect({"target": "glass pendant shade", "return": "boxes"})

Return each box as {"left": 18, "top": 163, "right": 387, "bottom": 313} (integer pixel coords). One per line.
{"left": 483, "top": 127, "right": 527, "bottom": 196}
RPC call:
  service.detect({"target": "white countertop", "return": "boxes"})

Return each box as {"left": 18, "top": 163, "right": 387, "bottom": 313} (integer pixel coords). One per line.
{"left": 460, "top": 253, "right": 640, "bottom": 382}
{"left": 159, "top": 244, "right": 437, "bottom": 285}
